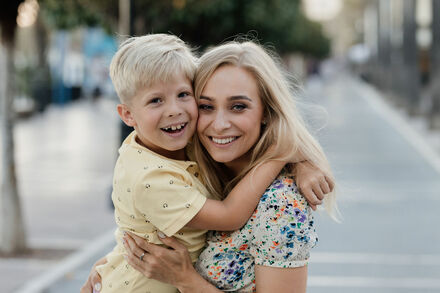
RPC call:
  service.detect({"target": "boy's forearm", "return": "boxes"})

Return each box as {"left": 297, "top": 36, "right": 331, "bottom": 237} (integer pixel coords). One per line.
{"left": 186, "top": 160, "right": 284, "bottom": 231}
{"left": 220, "top": 159, "right": 285, "bottom": 229}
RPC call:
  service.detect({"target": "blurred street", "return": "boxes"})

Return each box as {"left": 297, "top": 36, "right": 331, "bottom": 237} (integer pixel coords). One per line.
{"left": 6, "top": 68, "right": 440, "bottom": 292}
{"left": 306, "top": 68, "right": 440, "bottom": 293}
{"left": 0, "top": 97, "right": 119, "bottom": 292}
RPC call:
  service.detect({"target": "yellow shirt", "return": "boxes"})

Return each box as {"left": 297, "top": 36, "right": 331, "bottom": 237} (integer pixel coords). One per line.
{"left": 97, "top": 131, "right": 210, "bottom": 293}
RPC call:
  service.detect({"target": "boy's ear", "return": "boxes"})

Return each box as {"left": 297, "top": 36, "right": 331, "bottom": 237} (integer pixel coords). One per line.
{"left": 117, "top": 104, "right": 136, "bottom": 127}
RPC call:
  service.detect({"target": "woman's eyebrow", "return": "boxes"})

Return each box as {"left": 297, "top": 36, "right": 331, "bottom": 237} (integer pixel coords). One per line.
{"left": 199, "top": 95, "right": 212, "bottom": 101}
{"left": 229, "top": 95, "right": 252, "bottom": 102}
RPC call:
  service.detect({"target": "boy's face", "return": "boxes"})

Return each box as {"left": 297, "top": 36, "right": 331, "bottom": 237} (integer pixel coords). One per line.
{"left": 118, "top": 74, "right": 198, "bottom": 160}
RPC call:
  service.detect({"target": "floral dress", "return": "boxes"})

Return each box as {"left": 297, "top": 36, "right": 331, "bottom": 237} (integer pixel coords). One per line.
{"left": 195, "top": 175, "right": 318, "bottom": 292}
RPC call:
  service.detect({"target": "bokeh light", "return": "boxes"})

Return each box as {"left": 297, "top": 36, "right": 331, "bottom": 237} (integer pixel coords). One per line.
{"left": 303, "top": 0, "right": 342, "bottom": 22}
{"left": 17, "top": 0, "right": 40, "bottom": 28}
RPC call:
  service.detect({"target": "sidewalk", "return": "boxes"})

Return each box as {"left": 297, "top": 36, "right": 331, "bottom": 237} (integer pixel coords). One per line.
{"left": 9, "top": 70, "right": 440, "bottom": 292}
{"left": 0, "top": 98, "right": 119, "bottom": 292}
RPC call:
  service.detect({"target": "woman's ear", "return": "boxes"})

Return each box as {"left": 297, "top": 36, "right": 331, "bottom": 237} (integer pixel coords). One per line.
{"left": 117, "top": 104, "right": 136, "bottom": 127}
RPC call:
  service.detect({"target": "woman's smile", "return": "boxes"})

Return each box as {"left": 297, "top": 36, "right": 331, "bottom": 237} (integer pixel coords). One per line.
{"left": 209, "top": 136, "right": 239, "bottom": 146}
{"left": 197, "top": 64, "right": 264, "bottom": 171}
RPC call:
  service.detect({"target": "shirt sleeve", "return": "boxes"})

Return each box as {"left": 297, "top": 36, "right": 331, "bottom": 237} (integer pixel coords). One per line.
{"left": 133, "top": 166, "right": 207, "bottom": 237}
{"left": 249, "top": 177, "right": 318, "bottom": 268}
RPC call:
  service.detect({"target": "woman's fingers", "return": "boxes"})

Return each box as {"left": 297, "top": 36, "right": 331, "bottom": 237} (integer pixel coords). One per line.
{"left": 156, "top": 234, "right": 185, "bottom": 251}
{"left": 124, "top": 233, "right": 148, "bottom": 258}
{"left": 79, "top": 279, "right": 93, "bottom": 293}
{"left": 80, "top": 264, "right": 103, "bottom": 293}
{"left": 91, "top": 270, "right": 102, "bottom": 292}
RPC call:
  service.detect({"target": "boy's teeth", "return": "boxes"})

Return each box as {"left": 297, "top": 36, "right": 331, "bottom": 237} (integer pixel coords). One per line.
{"left": 162, "top": 123, "right": 186, "bottom": 131}
{"left": 212, "top": 137, "right": 236, "bottom": 144}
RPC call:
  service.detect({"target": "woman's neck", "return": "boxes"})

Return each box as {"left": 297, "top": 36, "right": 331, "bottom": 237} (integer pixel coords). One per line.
{"left": 224, "top": 152, "right": 252, "bottom": 176}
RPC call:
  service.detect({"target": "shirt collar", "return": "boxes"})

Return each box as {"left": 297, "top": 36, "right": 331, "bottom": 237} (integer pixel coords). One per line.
{"left": 124, "top": 131, "right": 197, "bottom": 171}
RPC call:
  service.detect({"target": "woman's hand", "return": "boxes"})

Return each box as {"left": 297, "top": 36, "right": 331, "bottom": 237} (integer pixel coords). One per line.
{"left": 123, "top": 232, "right": 203, "bottom": 291}
{"left": 294, "top": 161, "right": 334, "bottom": 210}
{"left": 80, "top": 256, "right": 106, "bottom": 293}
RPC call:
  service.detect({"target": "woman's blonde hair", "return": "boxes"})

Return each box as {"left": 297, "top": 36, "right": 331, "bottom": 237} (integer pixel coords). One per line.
{"left": 193, "top": 41, "right": 338, "bottom": 218}
{"left": 109, "top": 34, "right": 197, "bottom": 104}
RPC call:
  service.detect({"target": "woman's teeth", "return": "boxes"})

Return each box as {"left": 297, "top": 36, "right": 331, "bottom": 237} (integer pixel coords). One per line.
{"left": 212, "top": 137, "right": 237, "bottom": 144}
{"left": 162, "top": 123, "right": 186, "bottom": 132}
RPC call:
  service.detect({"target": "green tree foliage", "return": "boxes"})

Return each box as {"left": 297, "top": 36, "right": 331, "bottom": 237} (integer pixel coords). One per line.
{"left": 40, "top": 0, "right": 108, "bottom": 29}
{"left": 40, "top": 0, "right": 330, "bottom": 58}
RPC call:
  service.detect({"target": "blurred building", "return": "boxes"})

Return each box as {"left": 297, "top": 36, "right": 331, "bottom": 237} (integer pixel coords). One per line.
{"left": 306, "top": 0, "right": 440, "bottom": 128}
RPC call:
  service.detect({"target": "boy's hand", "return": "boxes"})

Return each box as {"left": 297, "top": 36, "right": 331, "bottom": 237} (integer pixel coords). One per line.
{"left": 294, "top": 161, "right": 334, "bottom": 210}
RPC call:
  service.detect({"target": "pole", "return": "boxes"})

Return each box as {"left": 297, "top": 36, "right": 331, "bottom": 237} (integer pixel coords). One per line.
{"left": 402, "top": 0, "right": 420, "bottom": 115}
{"left": 429, "top": 0, "right": 440, "bottom": 128}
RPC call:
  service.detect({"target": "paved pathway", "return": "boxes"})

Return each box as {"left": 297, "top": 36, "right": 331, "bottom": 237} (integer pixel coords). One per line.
{"left": 306, "top": 70, "right": 440, "bottom": 292}
{"left": 1, "top": 98, "right": 118, "bottom": 293}
{"left": 9, "top": 69, "right": 440, "bottom": 292}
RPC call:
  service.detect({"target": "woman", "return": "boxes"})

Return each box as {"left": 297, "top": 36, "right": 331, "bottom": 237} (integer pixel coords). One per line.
{"left": 82, "top": 41, "right": 336, "bottom": 293}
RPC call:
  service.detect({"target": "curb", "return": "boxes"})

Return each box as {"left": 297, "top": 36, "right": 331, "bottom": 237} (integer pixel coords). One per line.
{"left": 15, "top": 229, "right": 115, "bottom": 293}
{"left": 352, "top": 77, "right": 440, "bottom": 176}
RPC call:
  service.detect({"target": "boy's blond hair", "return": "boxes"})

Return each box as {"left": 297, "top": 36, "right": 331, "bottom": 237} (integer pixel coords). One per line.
{"left": 110, "top": 34, "right": 197, "bottom": 104}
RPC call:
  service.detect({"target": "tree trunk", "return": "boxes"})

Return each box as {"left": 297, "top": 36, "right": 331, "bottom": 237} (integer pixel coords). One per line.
{"left": 0, "top": 40, "right": 26, "bottom": 254}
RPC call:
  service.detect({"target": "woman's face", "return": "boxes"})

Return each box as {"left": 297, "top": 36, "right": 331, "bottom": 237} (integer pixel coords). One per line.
{"left": 197, "top": 65, "right": 264, "bottom": 174}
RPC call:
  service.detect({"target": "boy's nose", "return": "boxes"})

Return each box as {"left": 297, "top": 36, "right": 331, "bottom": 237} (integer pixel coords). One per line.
{"left": 166, "top": 100, "right": 183, "bottom": 117}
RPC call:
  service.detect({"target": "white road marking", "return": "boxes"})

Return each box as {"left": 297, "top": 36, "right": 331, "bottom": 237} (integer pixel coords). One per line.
{"left": 311, "top": 252, "right": 440, "bottom": 266}
{"left": 28, "top": 237, "right": 88, "bottom": 250}
{"left": 15, "top": 229, "right": 115, "bottom": 293}
{"left": 308, "top": 276, "right": 440, "bottom": 289}
{"left": 354, "top": 78, "right": 440, "bottom": 176}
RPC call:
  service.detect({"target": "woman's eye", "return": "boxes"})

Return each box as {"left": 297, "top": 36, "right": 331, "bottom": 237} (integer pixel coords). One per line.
{"left": 232, "top": 104, "right": 247, "bottom": 111}
{"left": 198, "top": 104, "right": 213, "bottom": 111}
{"left": 178, "top": 91, "right": 192, "bottom": 98}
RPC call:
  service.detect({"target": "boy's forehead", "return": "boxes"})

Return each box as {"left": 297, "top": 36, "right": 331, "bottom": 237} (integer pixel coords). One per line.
{"left": 146, "top": 72, "right": 193, "bottom": 88}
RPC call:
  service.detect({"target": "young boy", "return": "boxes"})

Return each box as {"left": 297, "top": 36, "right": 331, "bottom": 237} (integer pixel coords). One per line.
{"left": 95, "top": 34, "right": 287, "bottom": 293}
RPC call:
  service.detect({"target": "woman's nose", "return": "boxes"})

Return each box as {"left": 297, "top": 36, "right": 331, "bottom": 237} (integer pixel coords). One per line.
{"left": 212, "top": 111, "right": 231, "bottom": 131}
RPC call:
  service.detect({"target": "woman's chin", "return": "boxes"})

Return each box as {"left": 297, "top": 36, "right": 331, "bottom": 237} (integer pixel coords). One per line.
{"left": 210, "top": 154, "right": 234, "bottom": 164}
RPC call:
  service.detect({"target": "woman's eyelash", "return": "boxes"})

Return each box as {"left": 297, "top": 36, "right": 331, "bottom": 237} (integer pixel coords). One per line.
{"left": 232, "top": 104, "right": 247, "bottom": 110}
{"left": 198, "top": 104, "right": 212, "bottom": 110}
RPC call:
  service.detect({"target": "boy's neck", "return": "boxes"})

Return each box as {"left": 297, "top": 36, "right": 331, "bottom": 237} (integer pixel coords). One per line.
{"left": 135, "top": 136, "right": 187, "bottom": 161}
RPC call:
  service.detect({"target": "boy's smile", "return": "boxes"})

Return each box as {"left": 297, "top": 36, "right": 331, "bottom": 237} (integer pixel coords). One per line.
{"left": 118, "top": 74, "right": 198, "bottom": 160}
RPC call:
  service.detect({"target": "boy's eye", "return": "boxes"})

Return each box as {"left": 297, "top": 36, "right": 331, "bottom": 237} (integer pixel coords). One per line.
{"left": 232, "top": 104, "right": 247, "bottom": 111}
{"left": 149, "top": 97, "right": 162, "bottom": 104}
{"left": 198, "top": 104, "right": 213, "bottom": 111}
{"left": 178, "top": 91, "right": 192, "bottom": 98}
